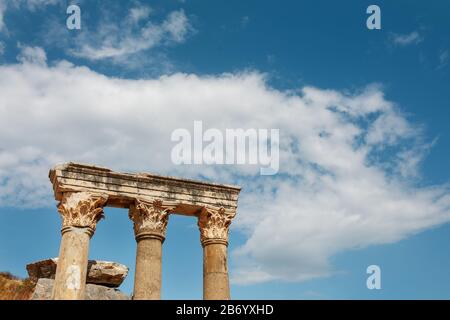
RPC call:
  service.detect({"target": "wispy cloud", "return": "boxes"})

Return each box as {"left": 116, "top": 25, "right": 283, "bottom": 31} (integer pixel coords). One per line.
{"left": 128, "top": 5, "right": 152, "bottom": 24}
{"left": 438, "top": 49, "right": 449, "bottom": 69}
{"left": 0, "top": 0, "right": 6, "bottom": 31}
{"left": 389, "top": 31, "right": 424, "bottom": 46}
{"left": 16, "top": 0, "right": 60, "bottom": 10}
{"left": 69, "top": 6, "right": 192, "bottom": 63}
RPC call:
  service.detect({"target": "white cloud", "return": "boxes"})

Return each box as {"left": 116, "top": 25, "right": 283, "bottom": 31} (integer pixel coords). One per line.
{"left": 366, "top": 111, "right": 414, "bottom": 145}
{"left": 162, "top": 10, "right": 190, "bottom": 42}
{"left": 0, "top": 41, "right": 4, "bottom": 54}
{"left": 69, "top": 7, "right": 191, "bottom": 62}
{"left": 16, "top": 44, "right": 47, "bottom": 65}
{"left": 390, "top": 31, "right": 424, "bottom": 46}
{"left": 396, "top": 140, "right": 434, "bottom": 179}
{"left": 1, "top": 53, "right": 449, "bottom": 285}
{"left": 128, "top": 5, "right": 152, "bottom": 24}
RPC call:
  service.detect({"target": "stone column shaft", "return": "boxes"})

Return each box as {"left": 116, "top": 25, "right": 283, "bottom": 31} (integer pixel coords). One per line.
{"left": 133, "top": 233, "right": 163, "bottom": 299}
{"left": 202, "top": 240, "right": 230, "bottom": 300}
{"left": 52, "top": 226, "right": 92, "bottom": 300}
{"left": 51, "top": 192, "right": 108, "bottom": 300}
{"left": 198, "top": 207, "right": 236, "bottom": 300}
{"left": 129, "top": 199, "right": 174, "bottom": 300}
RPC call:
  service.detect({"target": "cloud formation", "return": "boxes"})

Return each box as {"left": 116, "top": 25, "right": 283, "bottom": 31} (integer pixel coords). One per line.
{"left": 16, "top": 43, "right": 46, "bottom": 64}
{"left": 438, "top": 49, "right": 449, "bottom": 69}
{"left": 1, "top": 47, "right": 449, "bottom": 284}
{"left": 69, "top": 6, "right": 191, "bottom": 62}
{"left": 390, "top": 31, "right": 424, "bottom": 46}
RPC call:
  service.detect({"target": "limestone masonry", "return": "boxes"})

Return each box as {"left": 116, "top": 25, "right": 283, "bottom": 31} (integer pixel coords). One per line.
{"left": 47, "top": 162, "right": 241, "bottom": 300}
{"left": 27, "top": 258, "right": 128, "bottom": 287}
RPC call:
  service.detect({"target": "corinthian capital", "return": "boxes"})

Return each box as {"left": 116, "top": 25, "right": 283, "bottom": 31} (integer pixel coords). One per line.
{"left": 57, "top": 192, "right": 108, "bottom": 231}
{"left": 198, "top": 206, "right": 236, "bottom": 246}
{"left": 129, "top": 199, "right": 176, "bottom": 240}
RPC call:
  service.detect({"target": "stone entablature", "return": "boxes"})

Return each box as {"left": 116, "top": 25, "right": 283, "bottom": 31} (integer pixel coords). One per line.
{"left": 49, "top": 162, "right": 240, "bottom": 212}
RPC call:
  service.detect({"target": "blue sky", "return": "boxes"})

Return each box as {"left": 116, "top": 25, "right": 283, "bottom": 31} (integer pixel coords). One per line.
{"left": 0, "top": 0, "right": 450, "bottom": 299}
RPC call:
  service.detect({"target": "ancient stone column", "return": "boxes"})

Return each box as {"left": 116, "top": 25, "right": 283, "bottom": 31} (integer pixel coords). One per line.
{"left": 129, "top": 199, "right": 175, "bottom": 300}
{"left": 52, "top": 192, "right": 108, "bottom": 300}
{"left": 198, "top": 206, "right": 236, "bottom": 300}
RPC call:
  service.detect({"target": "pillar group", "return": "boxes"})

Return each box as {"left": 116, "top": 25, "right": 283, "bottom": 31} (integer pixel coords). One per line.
{"left": 48, "top": 163, "right": 240, "bottom": 300}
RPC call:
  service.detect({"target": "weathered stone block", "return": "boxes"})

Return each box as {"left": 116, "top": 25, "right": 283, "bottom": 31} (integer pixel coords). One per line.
{"left": 26, "top": 258, "right": 128, "bottom": 288}
{"left": 31, "top": 278, "right": 129, "bottom": 300}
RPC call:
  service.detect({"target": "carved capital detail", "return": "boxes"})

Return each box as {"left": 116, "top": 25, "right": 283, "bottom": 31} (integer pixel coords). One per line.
{"left": 198, "top": 206, "right": 236, "bottom": 245}
{"left": 57, "top": 192, "right": 108, "bottom": 231}
{"left": 129, "top": 199, "right": 176, "bottom": 239}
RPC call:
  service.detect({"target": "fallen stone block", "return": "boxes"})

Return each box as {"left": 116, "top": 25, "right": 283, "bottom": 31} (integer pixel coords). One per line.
{"left": 26, "top": 258, "right": 128, "bottom": 288}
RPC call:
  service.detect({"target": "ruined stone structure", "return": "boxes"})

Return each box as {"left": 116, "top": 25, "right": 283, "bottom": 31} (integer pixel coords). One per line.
{"left": 48, "top": 163, "right": 241, "bottom": 300}
{"left": 27, "top": 258, "right": 130, "bottom": 300}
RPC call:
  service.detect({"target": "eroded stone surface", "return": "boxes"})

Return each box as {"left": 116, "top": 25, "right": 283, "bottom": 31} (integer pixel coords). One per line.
{"left": 129, "top": 199, "right": 175, "bottom": 238}
{"left": 57, "top": 192, "right": 108, "bottom": 231}
{"left": 198, "top": 206, "right": 236, "bottom": 245}
{"left": 49, "top": 162, "right": 241, "bottom": 212}
{"left": 31, "top": 278, "right": 129, "bottom": 300}
{"left": 26, "top": 258, "right": 129, "bottom": 288}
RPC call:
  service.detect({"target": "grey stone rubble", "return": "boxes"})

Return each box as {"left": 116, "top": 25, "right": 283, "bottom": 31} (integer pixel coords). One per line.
{"left": 26, "top": 258, "right": 128, "bottom": 288}
{"left": 31, "top": 278, "right": 129, "bottom": 300}
{"left": 27, "top": 258, "right": 130, "bottom": 300}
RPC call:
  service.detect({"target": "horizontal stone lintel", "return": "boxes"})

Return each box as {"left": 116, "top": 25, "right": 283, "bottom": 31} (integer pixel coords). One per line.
{"left": 49, "top": 163, "right": 241, "bottom": 215}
